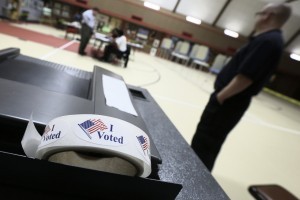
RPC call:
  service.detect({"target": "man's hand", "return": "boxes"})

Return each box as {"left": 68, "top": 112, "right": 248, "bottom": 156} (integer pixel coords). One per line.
{"left": 216, "top": 93, "right": 225, "bottom": 105}
{"left": 216, "top": 74, "right": 253, "bottom": 104}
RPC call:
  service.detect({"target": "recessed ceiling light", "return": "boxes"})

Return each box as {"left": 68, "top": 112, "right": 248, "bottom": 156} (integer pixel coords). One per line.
{"left": 186, "top": 16, "right": 201, "bottom": 25}
{"left": 144, "top": 2, "right": 160, "bottom": 11}
{"left": 224, "top": 29, "right": 239, "bottom": 38}
{"left": 290, "top": 53, "right": 300, "bottom": 61}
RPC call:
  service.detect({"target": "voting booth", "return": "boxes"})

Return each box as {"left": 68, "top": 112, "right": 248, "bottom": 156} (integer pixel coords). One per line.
{"left": 0, "top": 48, "right": 229, "bottom": 200}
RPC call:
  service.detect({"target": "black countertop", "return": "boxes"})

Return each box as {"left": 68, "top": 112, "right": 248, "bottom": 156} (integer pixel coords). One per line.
{"left": 0, "top": 48, "right": 229, "bottom": 199}
{"left": 130, "top": 85, "right": 229, "bottom": 199}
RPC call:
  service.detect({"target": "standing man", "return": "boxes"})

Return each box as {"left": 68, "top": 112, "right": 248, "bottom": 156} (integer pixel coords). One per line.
{"left": 78, "top": 7, "right": 100, "bottom": 56}
{"left": 191, "top": 3, "right": 291, "bottom": 172}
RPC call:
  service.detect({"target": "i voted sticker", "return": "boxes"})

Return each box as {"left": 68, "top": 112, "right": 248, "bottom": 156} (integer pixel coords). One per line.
{"left": 74, "top": 116, "right": 127, "bottom": 146}
{"left": 39, "top": 120, "right": 67, "bottom": 147}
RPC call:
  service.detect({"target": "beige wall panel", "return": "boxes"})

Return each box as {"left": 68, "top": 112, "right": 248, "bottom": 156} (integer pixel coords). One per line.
{"left": 85, "top": 0, "right": 300, "bottom": 100}
{"left": 89, "top": 0, "right": 245, "bottom": 53}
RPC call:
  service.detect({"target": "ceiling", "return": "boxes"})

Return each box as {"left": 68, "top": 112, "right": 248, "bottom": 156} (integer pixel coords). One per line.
{"left": 139, "top": 0, "right": 300, "bottom": 56}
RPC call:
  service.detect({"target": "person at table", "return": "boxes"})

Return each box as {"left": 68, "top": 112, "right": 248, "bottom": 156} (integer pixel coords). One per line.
{"left": 99, "top": 28, "right": 127, "bottom": 62}
{"left": 78, "top": 7, "right": 100, "bottom": 56}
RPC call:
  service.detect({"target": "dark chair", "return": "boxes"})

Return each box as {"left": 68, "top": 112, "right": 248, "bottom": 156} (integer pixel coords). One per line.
{"left": 248, "top": 184, "right": 298, "bottom": 200}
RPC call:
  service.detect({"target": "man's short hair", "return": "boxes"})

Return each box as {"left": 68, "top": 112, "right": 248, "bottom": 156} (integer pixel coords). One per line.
{"left": 117, "top": 29, "right": 124, "bottom": 36}
{"left": 271, "top": 3, "right": 291, "bottom": 26}
{"left": 92, "top": 7, "right": 100, "bottom": 13}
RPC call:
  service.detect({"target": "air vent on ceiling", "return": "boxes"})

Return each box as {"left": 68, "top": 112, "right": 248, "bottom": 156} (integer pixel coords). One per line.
{"left": 131, "top": 15, "right": 143, "bottom": 21}
{"left": 182, "top": 32, "right": 192, "bottom": 38}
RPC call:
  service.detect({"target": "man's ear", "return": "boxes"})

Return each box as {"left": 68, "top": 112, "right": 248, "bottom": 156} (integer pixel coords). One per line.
{"left": 264, "top": 12, "right": 274, "bottom": 22}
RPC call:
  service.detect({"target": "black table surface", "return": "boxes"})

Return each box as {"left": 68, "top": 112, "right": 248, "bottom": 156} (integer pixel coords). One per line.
{"left": 130, "top": 85, "right": 229, "bottom": 200}
{"left": 0, "top": 49, "right": 229, "bottom": 199}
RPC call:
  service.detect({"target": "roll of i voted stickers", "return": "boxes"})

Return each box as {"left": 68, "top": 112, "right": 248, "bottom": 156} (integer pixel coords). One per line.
{"left": 22, "top": 114, "right": 151, "bottom": 178}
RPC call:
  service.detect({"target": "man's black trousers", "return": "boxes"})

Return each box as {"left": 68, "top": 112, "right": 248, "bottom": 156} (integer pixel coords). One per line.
{"left": 79, "top": 23, "right": 93, "bottom": 54}
{"left": 191, "top": 92, "right": 251, "bottom": 171}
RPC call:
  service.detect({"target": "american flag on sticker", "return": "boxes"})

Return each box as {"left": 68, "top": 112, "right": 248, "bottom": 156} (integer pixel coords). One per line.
{"left": 43, "top": 125, "right": 51, "bottom": 135}
{"left": 137, "top": 135, "right": 149, "bottom": 153}
{"left": 78, "top": 119, "right": 108, "bottom": 139}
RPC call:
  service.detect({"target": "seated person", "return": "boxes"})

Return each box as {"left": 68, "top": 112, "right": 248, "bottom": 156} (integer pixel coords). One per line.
{"left": 100, "top": 28, "right": 127, "bottom": 62}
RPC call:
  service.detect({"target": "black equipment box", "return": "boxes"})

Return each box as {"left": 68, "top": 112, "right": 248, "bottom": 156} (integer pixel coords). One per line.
{"left": 0, "top": 48, "right": 229, "bottom": 200}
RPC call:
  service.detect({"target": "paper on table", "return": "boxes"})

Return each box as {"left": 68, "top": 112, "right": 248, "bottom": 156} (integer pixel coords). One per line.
{"left": 102, "top": 75, "right": 138, "bottom": 116}
{"left": 95, "top": 33, "right": 111, "bottom": 42}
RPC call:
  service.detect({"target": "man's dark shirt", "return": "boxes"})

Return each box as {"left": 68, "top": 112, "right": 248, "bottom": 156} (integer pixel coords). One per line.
{"left": 215, "top": 29, "right": 284, "bottom": 97}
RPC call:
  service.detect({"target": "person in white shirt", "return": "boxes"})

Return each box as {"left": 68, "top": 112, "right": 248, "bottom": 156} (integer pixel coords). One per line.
{"left": 78, "top": 7, "right": 99, "bottom": 55}
{"left": 100, "top": 28, "right": 127, "bottom": 62}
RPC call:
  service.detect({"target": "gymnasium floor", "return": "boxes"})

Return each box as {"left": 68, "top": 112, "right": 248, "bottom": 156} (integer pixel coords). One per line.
{"left": 0, "top": 20, "right": 299, "bottom": 200}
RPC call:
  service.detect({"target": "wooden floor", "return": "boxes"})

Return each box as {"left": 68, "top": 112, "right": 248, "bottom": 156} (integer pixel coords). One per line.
{"left": 1, "top": 21, "right": 299, "bottom": 200}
